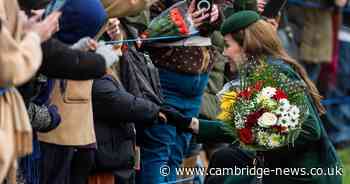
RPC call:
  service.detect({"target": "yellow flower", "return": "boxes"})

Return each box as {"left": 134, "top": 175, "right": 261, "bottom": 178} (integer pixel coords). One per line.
{"left": 220, "top": 91, "right": 237, "bottom": 111}
{"left": 220, "top": 99, "right": 235, "bottom": 112}
{"left": 217, "top": 91, "right": 237, "bottom": 121}
{"left": 221, "top": 91, "right": 238, "bottom": 101}
{"left": 217, "top": 111, "right": 232, "bottom": 121}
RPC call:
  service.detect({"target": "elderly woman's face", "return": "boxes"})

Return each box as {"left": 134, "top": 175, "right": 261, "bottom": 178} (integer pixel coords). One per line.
{"left": 223, "top": 34, "right": 243, "bottom": 63}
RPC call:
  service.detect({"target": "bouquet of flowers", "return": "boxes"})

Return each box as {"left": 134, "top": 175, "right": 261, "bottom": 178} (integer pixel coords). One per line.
{"left": 217, "top": 58, "right": 309, "bottom": 151}
{"left": 141, "top": 1, "right": 197, "bottom": 39}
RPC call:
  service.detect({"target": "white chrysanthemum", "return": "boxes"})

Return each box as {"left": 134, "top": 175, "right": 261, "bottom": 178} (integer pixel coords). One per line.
{"left": 257, "top": 112, "right": 278, "bottom": 128}
{"left": 274, "top": 106, "right": 286, "bottom": 115}
{"left": 286, "top": 118, "right": 299, "bottom": 128}
{"left": 278, "top": 114, "right": 299, "bottom": 129}
{"left": 289, "top": 105, "right": 300, "bottom": 118}
{"left": 261, "top": 87, "right": 277, "bottom": 98}
{"left": 277, "top": 117, "right": 289, "bottom": 127}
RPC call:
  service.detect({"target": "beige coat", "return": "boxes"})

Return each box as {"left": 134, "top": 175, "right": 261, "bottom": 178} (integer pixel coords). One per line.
{"left": 38, "top": 80, "right": 96, "bottom": 146}
{"left": 0, "top": 0, "right": 42, "bottom": 182}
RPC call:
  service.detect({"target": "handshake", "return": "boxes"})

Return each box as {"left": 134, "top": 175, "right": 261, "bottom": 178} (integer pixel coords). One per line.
{"left": 158, "top": 105, "right": 198, "bottom": 133}
{"left": 157, "top": 105, "right": 236, "bottom": 143}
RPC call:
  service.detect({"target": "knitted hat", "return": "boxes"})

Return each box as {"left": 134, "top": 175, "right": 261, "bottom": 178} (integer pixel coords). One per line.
{"left": 56, "top": 0, "right": 107, "bottom": 44}
{"left": 220, "top": 10, "right": 260, "bottom": 35}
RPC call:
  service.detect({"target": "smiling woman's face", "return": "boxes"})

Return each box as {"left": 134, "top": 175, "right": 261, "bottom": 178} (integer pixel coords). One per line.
{"left": 223, "top": 34, "right": 244, "bottom": 63}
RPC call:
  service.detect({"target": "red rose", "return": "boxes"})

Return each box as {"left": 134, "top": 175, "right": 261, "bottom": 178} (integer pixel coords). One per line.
{"left": 273, "top": 89, "right": 288, "bottom": 100}
{"left": 245, "top": 109, "right": 265, "bottom": 128}
{"left": 239, "top": 128, "right": 254, "bottom": 144}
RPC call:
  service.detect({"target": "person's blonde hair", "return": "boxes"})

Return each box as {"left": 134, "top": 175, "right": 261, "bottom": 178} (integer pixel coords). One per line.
{"left": 231, "top": 20, "right": 326, "bottom": 114}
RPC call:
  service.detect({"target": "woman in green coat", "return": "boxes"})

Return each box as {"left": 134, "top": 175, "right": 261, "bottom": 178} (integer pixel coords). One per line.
{"left": 180, "top": 10, "right": 342, "bottom": 184}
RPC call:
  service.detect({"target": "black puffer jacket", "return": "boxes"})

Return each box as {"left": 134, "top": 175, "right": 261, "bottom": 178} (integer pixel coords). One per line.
{"left": 92, "top": 75, "right": 160, "bottom": 172}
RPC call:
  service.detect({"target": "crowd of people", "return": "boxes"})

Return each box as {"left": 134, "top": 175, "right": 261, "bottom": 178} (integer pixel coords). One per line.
{"left": 0, "top": 0, "right": 349, "bottom": 184}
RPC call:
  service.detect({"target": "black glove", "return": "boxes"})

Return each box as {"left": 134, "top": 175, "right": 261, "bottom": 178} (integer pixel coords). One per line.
{"left": 159, "top": 106, "right": 193, "bottom": 132}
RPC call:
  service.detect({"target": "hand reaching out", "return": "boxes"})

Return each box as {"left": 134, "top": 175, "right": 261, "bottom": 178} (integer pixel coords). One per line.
{"left": 159, "top": 106, "right": 193, "bottom": 132}
{"left": 257, "top": 0, "right": 267, "bottom": 13}
{"left": 106, "top": 18, "right": 122, "bottom": 41}
{"left": 22, "top": 11, "right": 62, "bottom": 42}
{"left": 71, "top": 37, "right": 98, "bottom": 51}
{"left": 188, "top": 0, "right": 219, "bottom": 28}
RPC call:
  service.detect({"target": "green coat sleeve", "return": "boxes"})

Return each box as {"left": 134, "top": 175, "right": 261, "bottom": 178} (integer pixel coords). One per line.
{"left": 197, "top": 119, "right": 237, "bottom": 143}
{"left": 292, "top": 95, "right": 322, "bottom": 146}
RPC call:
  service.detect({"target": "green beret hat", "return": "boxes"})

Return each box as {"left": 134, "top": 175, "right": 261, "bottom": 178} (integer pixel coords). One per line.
{"left": 220, "top": 10, "right": 260, "bottom": 35}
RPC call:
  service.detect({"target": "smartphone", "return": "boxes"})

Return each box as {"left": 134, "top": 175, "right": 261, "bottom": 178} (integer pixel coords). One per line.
{"left": 44, "top": 0, "right": 67, "bottom": 17}
{"left": 194, "top": 0, "right": 213, "bottom": 23}
{"left": 262, "top": 0, "right": 287, "bottom": 18}
{"left": 196, "top": 0, "right": 213, "bottom": 11}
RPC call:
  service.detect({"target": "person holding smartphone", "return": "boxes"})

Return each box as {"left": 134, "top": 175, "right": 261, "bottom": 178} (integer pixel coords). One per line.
{"left": 0, "top": 0, "right": 60, "bottom": 183}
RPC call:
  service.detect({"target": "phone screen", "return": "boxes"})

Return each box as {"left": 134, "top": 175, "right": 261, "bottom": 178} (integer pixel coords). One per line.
{"left": 44, "top": 0, "right": 66, "bottom": 17}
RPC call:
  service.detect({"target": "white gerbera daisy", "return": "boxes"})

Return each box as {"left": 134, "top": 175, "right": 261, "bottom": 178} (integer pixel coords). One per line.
{"left": 289, "top": 105, "right": 300, "bottom": 118}
{"left": 261, "top": 87, "right": 277, "bottom": 98}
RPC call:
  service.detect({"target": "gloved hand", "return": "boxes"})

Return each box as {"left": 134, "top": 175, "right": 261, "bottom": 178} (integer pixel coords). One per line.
{"left": 159, "top": 106, "right": 193, "bottom": 132}
{"left": 28, "top": 103, "right": 61, "bottom": 133}
{"left": 96, "top": 42, "right": 120, "bottom": 68}
{"left": 70, "top": 37, "right": 97, "bottom": 51}
{"left": 47, "top": 105, "right": 61, "bottom": 131}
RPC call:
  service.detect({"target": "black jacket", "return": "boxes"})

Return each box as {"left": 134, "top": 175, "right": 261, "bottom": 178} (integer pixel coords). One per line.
{"left": 92, "top": 75, "right": 160, "bottom": 172}
{"left": 19, "top": 38, "right": 106, "bottom": 111}
{"left": 39, "top": 38, "right": 106, "bottom": 80}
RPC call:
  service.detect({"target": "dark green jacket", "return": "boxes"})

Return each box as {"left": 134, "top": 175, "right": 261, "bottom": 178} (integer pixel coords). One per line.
{"left": 198, "top": 60, "right": 342, "bottom": 184}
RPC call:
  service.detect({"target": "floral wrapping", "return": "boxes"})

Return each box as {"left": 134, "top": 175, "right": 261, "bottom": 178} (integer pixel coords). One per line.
{"left": 142, "top": 1, "right": 197, "bottom": 40}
